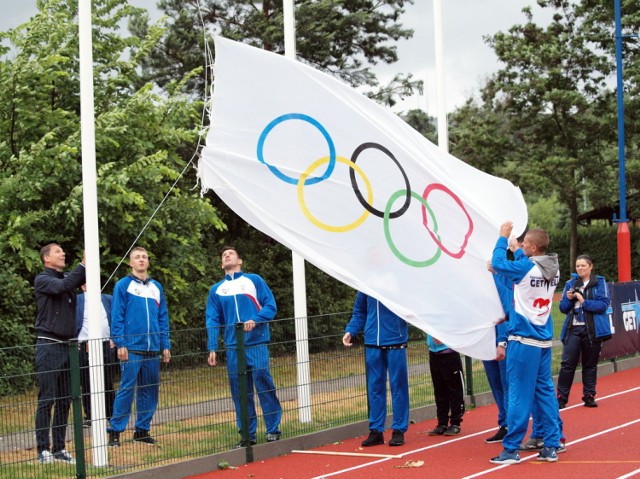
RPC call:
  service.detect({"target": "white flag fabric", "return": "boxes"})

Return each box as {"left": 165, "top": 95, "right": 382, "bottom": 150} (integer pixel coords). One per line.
{"left": 199, "top": 36, "right": 528, "bottom": 360}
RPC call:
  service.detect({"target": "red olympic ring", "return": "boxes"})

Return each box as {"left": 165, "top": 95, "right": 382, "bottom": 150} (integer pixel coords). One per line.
{"left": 421, "top": 184, "right": 474, "bottom": 259}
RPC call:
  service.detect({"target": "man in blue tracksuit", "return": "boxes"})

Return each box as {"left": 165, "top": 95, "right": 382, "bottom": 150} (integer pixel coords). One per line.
{"left": 482, "top": 320, "right": 509, "bottom": 443}
{"left": 483, "top": 248, "right": 519, "bottom": 443}
{"left": 107, "top": 246, "right": 171, "bottom": 447}
{"left": 343, "top": 292, "right": 409, "bottom": 447}
{"left": 489, "top": 221, "right": 562, "bottom": 465}
{"left": 206, "top": 246, "right": 282, "bottom": 448}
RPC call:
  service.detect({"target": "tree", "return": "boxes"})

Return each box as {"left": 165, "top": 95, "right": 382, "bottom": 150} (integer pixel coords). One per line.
{"left": 482, "top": 0, "right": 618, "bottom": 266}
{"left": 401, "top": 108, "right": 437, "bottom": 144}
{"left": 130, "top": 0, "right": 422, "bottom": 106}
{"left": 0, "top": 0, "right": 225, "bottom": 380}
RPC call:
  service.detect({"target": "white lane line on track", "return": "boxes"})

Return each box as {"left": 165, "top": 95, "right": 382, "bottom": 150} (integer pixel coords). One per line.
{"left": 618, "top": 467, "right": 640, "bottom": 478}
{"left": 309, "top": 384, "right": 640, "bottom": 479}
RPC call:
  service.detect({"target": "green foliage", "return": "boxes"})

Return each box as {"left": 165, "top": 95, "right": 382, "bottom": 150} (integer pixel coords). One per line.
{"left": 548, "top": 225, "right": 640, "bottom": 284}
{"left": 0, "top": 0, "right": 225, "bottom": 390}
{"left": 526, "top": 192, "right": 564, "bottom": 231}
{"left": 401, "top": 108, "right": 437, "bottom": 144}
{"left": 0, "top": 270, "right": 36, "bottom": 394}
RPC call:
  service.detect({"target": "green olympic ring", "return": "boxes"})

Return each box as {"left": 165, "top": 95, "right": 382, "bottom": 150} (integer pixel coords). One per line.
{"left": 383, "top": 189, "right": 443, "bottom": 267}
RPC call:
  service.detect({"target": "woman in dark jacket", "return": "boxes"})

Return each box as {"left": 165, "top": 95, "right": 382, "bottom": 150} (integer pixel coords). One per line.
{"left": 557, "top": 255, "right": 611, "bottom": 409}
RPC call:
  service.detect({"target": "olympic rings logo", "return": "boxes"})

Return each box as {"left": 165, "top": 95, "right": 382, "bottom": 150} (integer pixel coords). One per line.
{"left": 256, "top": 113, "right": 474, "bottom": 267}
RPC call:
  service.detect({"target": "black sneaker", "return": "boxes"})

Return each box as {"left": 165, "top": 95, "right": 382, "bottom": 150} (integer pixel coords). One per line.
{"left": 108, "top": 431, "right": 120, "bottom": 447}
{"left": 583, "top": 396, "right": 597, "bottom": 408}
{"left": 133, "top": 429, "right": 156, "bottom": 445}
{"left": 389, "top": 430, "right": 405, "bottom": 446}
{"left": 428, "top": 425, "right": 447, "bottom": 436}
{"left": 557, "top": 396, "right": 567, "bottom": 409}
{"left": 361, "top": 430, "right": 384, "bottom": 447}
{"left": 444, "top": 425, "right": 461, "bottom": 436}
{"left": 52, "top": 449, "right": 75, "bottom": 464}
{"left": 234, "top": 438, "right": 257, "bottom": 449}
{"left": 485, "top": 426, "right": 507, "bottom": 443}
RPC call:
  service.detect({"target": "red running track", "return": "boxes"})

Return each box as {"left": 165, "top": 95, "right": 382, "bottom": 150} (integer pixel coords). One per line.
{"left": 187, "top": 367, "right": 640, "bottom": 479}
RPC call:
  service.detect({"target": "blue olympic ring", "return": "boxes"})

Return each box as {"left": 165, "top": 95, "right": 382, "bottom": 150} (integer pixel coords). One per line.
{"left": 256, "top": 113, "right": 336, "bottom": 185}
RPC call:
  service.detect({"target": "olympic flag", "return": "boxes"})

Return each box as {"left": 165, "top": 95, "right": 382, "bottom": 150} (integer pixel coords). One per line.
{"left": 199, "top": 36, "right": 527, "bottom": 360}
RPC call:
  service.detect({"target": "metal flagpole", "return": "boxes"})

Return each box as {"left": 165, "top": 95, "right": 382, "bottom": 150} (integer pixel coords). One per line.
{"left": 282, "top": 0, "right": 312, "bottom": 424}
{"left": 78, "top": 0, "right": 108, "bottom": 466}
{"left": 614, "top": 0, "right": 631, "bottom": 281}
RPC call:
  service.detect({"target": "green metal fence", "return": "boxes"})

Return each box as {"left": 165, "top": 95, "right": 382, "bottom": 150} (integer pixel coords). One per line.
{"left": 0, "top": 305, "right": 580, "bottom": 479}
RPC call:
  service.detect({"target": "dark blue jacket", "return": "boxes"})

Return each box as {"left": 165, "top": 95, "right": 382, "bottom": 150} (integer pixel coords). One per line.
{"left": 34, "top": 265, "right": 86, "bottom": 341}
{"left": 559, "top": 274, "right": 611, "bottom": 343}
{"left": 345, "top": 293, "right": 408, "bottom": 347}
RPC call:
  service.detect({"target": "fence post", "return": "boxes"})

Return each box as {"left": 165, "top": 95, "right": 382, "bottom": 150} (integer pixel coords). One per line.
{"left": 69, "top": 340, "right": 86, "bottom": 478}
{"left": 464, "top": 355, "right": 475, "bottom": 407}
{"left": 235, "top": 323, "right": 253, "bottom": 463}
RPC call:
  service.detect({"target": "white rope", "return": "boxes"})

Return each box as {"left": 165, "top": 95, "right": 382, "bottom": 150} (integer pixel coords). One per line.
{"left": 103, "top": 0, "right": 214, "bottom": 290}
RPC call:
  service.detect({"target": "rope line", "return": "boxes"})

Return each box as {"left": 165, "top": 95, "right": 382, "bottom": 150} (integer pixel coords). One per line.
{"left": 103, "top": 0, "right": 213, "bottom": 290}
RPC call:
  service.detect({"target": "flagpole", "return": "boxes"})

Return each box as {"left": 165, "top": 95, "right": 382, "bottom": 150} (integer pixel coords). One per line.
{"left": 433, "top": 0, "right": 449, "bottom": 151}
{"left": 283, "top": 0, "right": 312, "bottom": 424}
{"left": 78, "top": 0, "right": 108, "bottom": 465}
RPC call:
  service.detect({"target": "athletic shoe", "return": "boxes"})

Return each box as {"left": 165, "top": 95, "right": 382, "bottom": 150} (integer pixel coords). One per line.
{"left": 557, "top": 441, "right": 567, "bottom": 454}
{"left": 490, "top": 449, "right": 520, "bottom": 465}
{"left": 361, "top": 430, "right": 384, "bottom": 447}
{"left": 557, "top": 396, "right": 567, "bottom": 409}
{"left": 389, "top": 430, "right": 405, "bottom": 446}
{"left": 485, "top": 426, "right": 507, "bottom": 443}
{"left": 519, "top": 436, "right": 544, "bottom": 451}
{"left": 108, "top": 431, "right": 120, "bottom": 447}
{"left": 428, "top": 425, "right": 448, "bottom": 436}
{"left": 234, "top": 438, "right": 257, "bottom": 448}
{"left": 537, "top": 446, "right": 558, "bottom": 462}
{"left": 38, "top": 450, "right": 54, "bottom": 464}
{"left": 133, "top": 429, "right": 156, "bottom": 445}
{"left": 583, "top": 396, "right": 597, "bottom": 407}
{"left": 53, "top": 449, "right": 75, "bottom": 464}
{"left": 266, "top": 432, "right": 281, "bottom": 442}
{"left": 444, "top": 425, "right": 461, "bottom": 436}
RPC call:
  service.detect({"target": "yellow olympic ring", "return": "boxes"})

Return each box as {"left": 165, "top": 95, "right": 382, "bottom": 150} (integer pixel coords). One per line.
{"left": 298, "top": 156, "right": 373, "bottom": 233}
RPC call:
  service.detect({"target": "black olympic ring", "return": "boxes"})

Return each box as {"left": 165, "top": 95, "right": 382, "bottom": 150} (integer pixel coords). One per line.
{"left": 349, "top": 142, "right": 411, "bottom": 219}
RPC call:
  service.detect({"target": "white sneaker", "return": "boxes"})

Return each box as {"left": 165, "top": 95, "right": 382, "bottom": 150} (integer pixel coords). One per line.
{"left": 38, "top": 450, "right": 54, "bottom": 464}
{"left": 53, "top": 449, "right": 75, "bottom": 464}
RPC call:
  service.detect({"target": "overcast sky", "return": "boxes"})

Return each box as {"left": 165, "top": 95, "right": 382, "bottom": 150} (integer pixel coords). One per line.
{"left": 2, "top": 0, "right": 554, "bottom": 114}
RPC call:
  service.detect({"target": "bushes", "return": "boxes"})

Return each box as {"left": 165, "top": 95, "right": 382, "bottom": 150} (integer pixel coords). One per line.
{"left": 548, "top": 225, "right": 640, "bottom": 283}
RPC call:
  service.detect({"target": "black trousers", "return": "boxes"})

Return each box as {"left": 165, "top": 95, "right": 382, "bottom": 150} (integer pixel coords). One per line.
{"left": 79, "top": 340, "right": 118, "bottom": 421}
{"left": 35, "top": 340, "right": 71, "bottom": 454}
{"left": 429, "top": 350, "right": 465, "bottom": 426}
{"left": 557, "top": 326, "right": 603, "bottom": 401}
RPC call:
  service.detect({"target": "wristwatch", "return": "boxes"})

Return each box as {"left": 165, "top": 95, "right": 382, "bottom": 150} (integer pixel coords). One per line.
{"left": 497, "top": 341, "right": 507, "bottom": 349}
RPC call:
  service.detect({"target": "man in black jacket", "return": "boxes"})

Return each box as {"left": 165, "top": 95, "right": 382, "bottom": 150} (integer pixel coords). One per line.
{"left": 34, "top": 243, "right": 86, "bottom": 464}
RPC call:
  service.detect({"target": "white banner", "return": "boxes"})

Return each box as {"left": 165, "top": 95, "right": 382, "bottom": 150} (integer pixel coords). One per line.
{"left": 199, "top": 36, "right": 527, "bottom": 360}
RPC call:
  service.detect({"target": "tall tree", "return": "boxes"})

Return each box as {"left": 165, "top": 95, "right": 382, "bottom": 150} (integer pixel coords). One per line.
{"left": 0, "top": 0, "right": 225, "bottom": 373}
{"left": 130, "top": 0, "right": 421, "bottom": 105}
{"left": 482, "top": 0, "right": 617, "bottom": 266}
